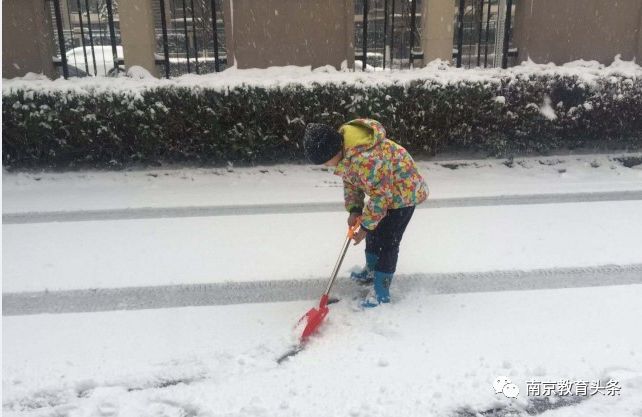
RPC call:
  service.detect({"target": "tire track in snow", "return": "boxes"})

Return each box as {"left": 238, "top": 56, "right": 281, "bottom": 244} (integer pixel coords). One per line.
{"left": 3, "top": 264, "right": 642, "bottom": 316}
{"left": 3, "top": 190, "right": 642, "bottom": 224}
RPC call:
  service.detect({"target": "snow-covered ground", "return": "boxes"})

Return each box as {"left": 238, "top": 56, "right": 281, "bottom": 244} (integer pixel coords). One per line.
{"left": 3, "top": 201, "right": 642, "bottom": 293}
{"left": 3, "top": 154, "right": 642, "bottom": 213}
{"left": 4, "top": 285, "right": 642, "bottom": 416}
{"left": 3, "top": 153, "right": 642, "bottom": 293}
{"left": 3, "top": 153, "right": 642, "bottom": 416}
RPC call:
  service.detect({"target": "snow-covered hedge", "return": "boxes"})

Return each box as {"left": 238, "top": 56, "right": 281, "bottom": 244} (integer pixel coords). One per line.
{"left": 3, "top": 59, "right": 642, "bottom": 169}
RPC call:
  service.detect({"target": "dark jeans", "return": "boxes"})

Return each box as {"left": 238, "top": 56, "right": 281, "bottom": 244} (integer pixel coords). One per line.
{"left": 365, "top": 205, "right": 415, "bottom": 274}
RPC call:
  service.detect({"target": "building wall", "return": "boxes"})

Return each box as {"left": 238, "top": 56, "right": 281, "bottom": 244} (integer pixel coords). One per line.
{"left": 225, "top": 0, "right": 354, "bottom": 69}
{"left": 2, "top": 0, "right": 57, "bottom": 78}
{"left": 513, "top": 0, "right": 642, "bottom": 65}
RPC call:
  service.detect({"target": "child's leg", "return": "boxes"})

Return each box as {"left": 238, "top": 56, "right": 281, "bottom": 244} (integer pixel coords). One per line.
{"left": 365, "top": 228, "right": 382, "bottom": 256}
{"left": 374, "top": 206, "right": 415, "bottom": 274}
{"left": 364, "top": 229, "right": 382, "bottom": 266}
{"left": 361, "top": 206, "right": 415, "bottom": 306}
{"left": 351, "top": 229, "right": 382, "bottom": 283}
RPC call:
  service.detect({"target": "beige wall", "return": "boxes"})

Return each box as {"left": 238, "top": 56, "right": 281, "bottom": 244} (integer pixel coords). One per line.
{"left": 513, "top": 0, "right": 642, "bottom": 65}
{"left": 119, "top": 0, "right": 158, "bottom": 76}
{"left": 225, "top": 0, "right": 354, "bottom": 69}
{"left": 421, "top": 0, "right": 455, "bottom": 63}
{"left": 2, "top": 0, "right": 57, "bottom": 79}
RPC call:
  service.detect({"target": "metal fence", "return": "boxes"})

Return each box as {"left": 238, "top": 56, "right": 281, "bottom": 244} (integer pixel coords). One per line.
{"left": 355, "top": 0, "right": 515, "bottom": 71}
{"left": 48, "top": 0, "right": 226, "bottom": 79}
{"left": 49, "top": 0, "right": 515, "bottom": 78}
{"left": 49, "top": 0, "right": 122, "bottom": 78}
{"left": 354, "top": 0, "right": 423, "bottom": 70}
{"left": 155, "top": 0, "right": 227, "bottom": 78}
{"left": 454, "top": 0, "right": 517, "bottom": 69}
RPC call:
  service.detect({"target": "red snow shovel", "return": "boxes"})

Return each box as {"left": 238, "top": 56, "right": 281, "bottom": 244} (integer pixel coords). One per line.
{"left": 277, "top": 218, "right": 361, "bottom": 363}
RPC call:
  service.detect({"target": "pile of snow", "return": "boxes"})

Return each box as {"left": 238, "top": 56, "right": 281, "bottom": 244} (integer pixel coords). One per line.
{"left": 125, "top": 66, "right": 155, "bottom": 80}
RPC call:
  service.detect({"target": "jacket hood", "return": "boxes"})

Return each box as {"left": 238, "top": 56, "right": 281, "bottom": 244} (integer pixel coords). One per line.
{"left": 339, "top": 118, "right": 387, "bottom": 156}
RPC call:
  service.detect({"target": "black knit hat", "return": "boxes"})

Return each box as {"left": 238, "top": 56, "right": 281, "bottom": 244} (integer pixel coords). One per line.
{"left": 303, "top": 123, "right": 343, "bottom": 164}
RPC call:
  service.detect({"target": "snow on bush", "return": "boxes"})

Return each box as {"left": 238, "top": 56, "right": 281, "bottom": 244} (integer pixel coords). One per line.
{"left": 2, "top": 57, "right": 641, "bottom": 169}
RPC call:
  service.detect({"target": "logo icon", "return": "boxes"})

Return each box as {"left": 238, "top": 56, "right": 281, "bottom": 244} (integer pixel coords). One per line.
{"left": 494, "top": 376, "right": 520, "bottom": 398}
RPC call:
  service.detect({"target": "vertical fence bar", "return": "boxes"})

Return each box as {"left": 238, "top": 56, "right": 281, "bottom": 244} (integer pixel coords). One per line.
{"left": 105, "top": 0, "right": 119, "bottom": 75}
{"left": 483, "top": 0, "right": 491, "bottom": 67}
{"left": 362, "top": 0, "right": 368, "bottom": 71}
{"left": 501, "top": 0, "right": 513, "bottom": 68}
{"left": 409, "top": 0, "right": 416, "bottom": 68}
{"left": 466, "top": 0, "right": 473, "bottom": 68}
{"left": 210, "top": 0, "right": 220, "bottom": 72}
{"left": 390, "top": 0, "right": 395, "bottom": 68}
{"left": 75, "top": 0, "right": 90, "bottom": 73}
{"left": 97, "top": 3, "right": 110, "bottom": 73}
{"left": 171, "top": 0, "right": 181, "bottom": 72}
{"left": 96, "top": 3, "right": 106, "bottom": 71}
{"left": 189, "top": 0, "right": 199, "bottom": 73}
{"left": 374, "top": 0, "right": 379, "bottom": 68}
{"left": 52, "top": 0, "right": 69, "bottom": 78}
{"left": 64, "top": 0, "right": 80, "bottom": 72}
{"left": 383, "top": 0, "right": 388, "bottom": 69}
{"left": 159, "top": 0, "right": 171, "bottom": 78}
{"left": 85, "top": 0, "right": 98, "bottom": 75}
{"left": 456, "top": 0, "right": 464, "bottom": 67}
{"left": 476, "top": 0, "right": 483, "bottom": 67}
{"left": 182, "top": 0, "right": 191, "bottom": 72}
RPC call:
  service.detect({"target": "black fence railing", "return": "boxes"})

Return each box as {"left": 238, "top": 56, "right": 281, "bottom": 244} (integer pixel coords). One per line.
{"left": 355, "top": 0, "right": 423, "bottom": 70}
{"left": 49, "top": 0, "right": 122, "bottom": 78}
{"left": 154, "top": 0, "right": 227, "bottom": 78}
{"left": 49, "top": 0, "right": 515, "bottom": 78}
{"left": 48, "top": 0, "right": 226, "bottom": 78}
{"left": 454, "top": 0, "right": 517, "bottom": 69}
{"left": 356, "top": 0, "right": 515, "bottom": 70}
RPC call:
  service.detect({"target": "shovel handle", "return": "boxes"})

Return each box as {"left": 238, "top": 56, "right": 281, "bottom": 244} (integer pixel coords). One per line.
{"left": 322, "top": 217, "right": 362, "bottom": 298}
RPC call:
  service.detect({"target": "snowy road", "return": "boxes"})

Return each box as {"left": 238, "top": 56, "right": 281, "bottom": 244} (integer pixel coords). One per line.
{"left": 4, "top": 156, "right": 642, "bottom": 417}
{"left": 4, "top": 190, "right": 642, "bottom": 224}
{"left": 4, "top": 264, "right": 642, "bottom": 315}
{"left": 4, "top": 200, "right": 642, "bottom": 293}
{"left": 4, "top": 284, "right": 642, "bottom": 417}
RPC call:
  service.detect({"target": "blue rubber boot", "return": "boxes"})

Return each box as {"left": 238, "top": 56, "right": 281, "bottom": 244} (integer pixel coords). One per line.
{"left": 361, "top": 271, "right": 393, "bottom": 308}
{"left": 350, "top": 252, "right": 379, "bottom": 284}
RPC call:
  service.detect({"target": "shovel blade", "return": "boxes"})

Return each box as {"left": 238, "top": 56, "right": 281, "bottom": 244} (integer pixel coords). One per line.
{"left": 300, "top": 305, "right": 329, "bottom": 341}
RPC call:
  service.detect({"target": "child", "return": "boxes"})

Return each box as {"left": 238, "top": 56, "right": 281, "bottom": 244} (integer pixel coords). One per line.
{"left": 303, "top": 118, "right": 428, "bottom": 308}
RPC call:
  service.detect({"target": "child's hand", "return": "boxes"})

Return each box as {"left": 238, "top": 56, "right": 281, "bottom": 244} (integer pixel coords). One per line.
{"left": 348, "top": 213, "right": 361, "bottom": 227}
{"left": 352, "top": 228, "right": 367, "bottom": 245}
{"left": 347, "top": 212, "right": 361, "bottom": 227}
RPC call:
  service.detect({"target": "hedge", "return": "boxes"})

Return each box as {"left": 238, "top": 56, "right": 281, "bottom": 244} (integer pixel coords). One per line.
{"left": 3, "top": 61, "right": 642, "bottom": 169}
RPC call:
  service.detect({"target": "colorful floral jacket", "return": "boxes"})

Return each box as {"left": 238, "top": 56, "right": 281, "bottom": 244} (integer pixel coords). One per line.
{"left": 334, "top": 118, "right": 428, "bottom": 231}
